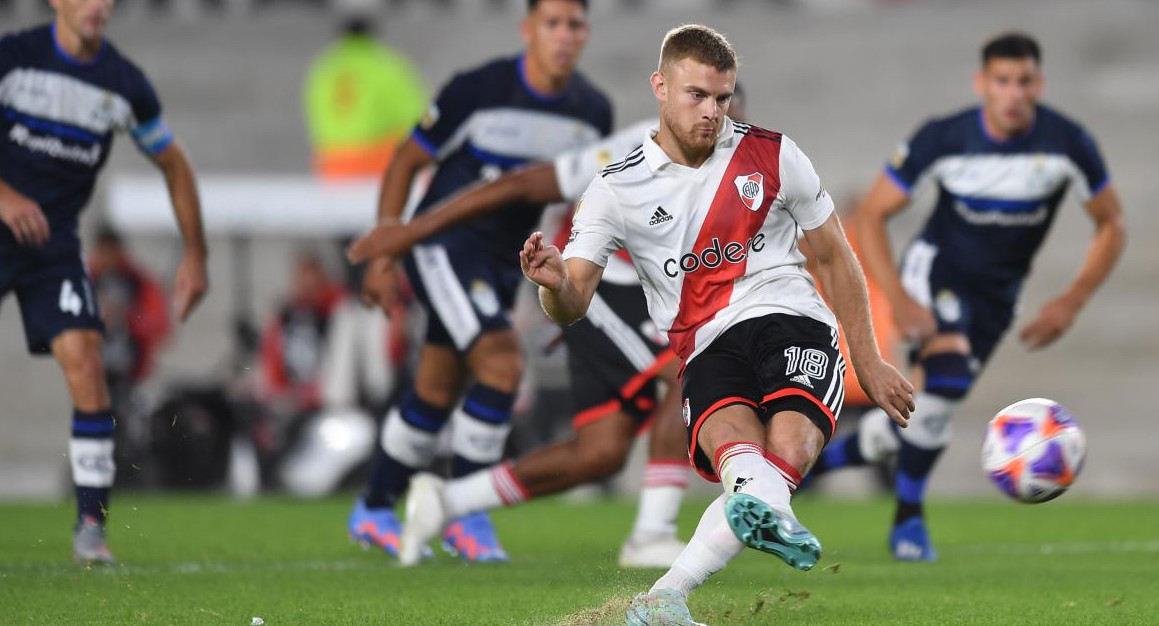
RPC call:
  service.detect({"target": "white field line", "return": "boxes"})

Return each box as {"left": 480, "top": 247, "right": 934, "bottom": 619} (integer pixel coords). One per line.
{"left": 4, "top": 539, "right": 1159, "bottom": 578}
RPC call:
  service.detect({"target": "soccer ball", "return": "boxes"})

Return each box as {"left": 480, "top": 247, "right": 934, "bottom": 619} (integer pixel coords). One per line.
{"left": 980, "top": 398, "right": 1086, "bottom": 503}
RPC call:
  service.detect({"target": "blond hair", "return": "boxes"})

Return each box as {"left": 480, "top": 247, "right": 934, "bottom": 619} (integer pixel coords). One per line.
{"left": 658, "top": 24, "right": 737, "bottom": 72}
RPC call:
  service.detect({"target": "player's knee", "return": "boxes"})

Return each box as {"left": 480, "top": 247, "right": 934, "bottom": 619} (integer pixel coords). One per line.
{"left": 856, "top": 408, "right": 900, "bottom": 463}
{"left": 577, "top": 441, "right": 629, "bottom": 480}
{"left": 471, "top": 347, "right": 524, "bottom": 392}
{"left": 57, "top": 345, "right": 106, "bottom": 390}
{"left": 921, "top": 351, "right": 975, "bottom": 400}
{"left": 897, "top": 393, "right": 958, "bottom": 450}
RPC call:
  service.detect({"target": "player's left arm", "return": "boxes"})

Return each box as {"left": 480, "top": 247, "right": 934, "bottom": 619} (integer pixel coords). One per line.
{"left": 127, "top": 64, "right": 209, "bottom": 322}
{"left": 803, "top": 215, "right": 914, "bottom": 426}
{"left": 148, "top": 142, "right": 209, "bottom": 323}
{"left": 783, "top": 136, "right": 913, "bottom": 424}
{"left": 1019, "top": 185, "right": 1126, "bottom": 350}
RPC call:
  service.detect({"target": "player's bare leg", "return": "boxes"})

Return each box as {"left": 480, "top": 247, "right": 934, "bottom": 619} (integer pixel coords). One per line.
{"left": 630, "top": 406, "right": 823, "bottom": 623}
{"left": 52, "top": 330, "right": 117, "bottom": 565}
{"left": 622, "top": 359, "right": 690, "bottom": 568}
{"left": 400, "top": 410, "right": 636, "bottom": 565}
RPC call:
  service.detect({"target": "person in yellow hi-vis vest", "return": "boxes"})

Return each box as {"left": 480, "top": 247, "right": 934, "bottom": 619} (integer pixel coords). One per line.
{"left": 303, "top": 17, "right": 427, "bottom": 179}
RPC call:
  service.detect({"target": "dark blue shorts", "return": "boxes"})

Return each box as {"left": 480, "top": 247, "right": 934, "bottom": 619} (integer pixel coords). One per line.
{"left": 0, "top": 247, "right": 104, "bottom": 354}
{"left": 899, "top": 238, "right": 1020, "bottom": 366}
{"left": 403, "top": 240, "right": 523, "bottom": 353}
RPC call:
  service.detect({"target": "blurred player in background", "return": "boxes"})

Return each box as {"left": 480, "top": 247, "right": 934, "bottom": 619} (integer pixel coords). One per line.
{"left": 302, "top": 13, "right": 427, "bottom": 179}
{"left": 517, "top": 25, "right": 913, "bottom": 624}
{"left": 348, "top": 0, "right": 611, "bottom": 562}
{"left": 810, "top": 32, "right": 1125, "bottom": 561}
{"left": 88, "top": 228, "right": 172, "bottom": 411}
{"left": 349, "top": 85, "right": 748, "bottom": 568}
{"left": 0, "top": 0, "right": 209, "bottom": 564}
{"left": 257, "top": 253, "right": 347, "bottom": 418}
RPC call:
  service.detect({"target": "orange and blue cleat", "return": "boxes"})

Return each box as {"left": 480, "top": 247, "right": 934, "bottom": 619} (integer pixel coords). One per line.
{"left": 347, "top": 499, "right": 403, "bottom": 557}
{"left": 441, "top": 512, "right": 508, "bottom": 563}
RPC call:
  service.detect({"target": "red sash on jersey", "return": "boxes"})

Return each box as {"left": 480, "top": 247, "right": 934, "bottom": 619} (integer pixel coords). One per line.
{"left": 668, "top": 129, "right": 783, "bottom": 363}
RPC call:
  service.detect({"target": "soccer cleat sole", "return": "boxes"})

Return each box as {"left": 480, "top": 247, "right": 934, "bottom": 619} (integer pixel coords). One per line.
{"left": 725, "top": 493, "right": 821, "bottom": 571}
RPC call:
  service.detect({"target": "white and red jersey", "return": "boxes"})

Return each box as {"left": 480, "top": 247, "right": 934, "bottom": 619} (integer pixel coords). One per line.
{"left": 562, "top": 118, "right": 837, "bottom": 364}
{"left": 552, "top": 118, "right": 657, "bottom": 287}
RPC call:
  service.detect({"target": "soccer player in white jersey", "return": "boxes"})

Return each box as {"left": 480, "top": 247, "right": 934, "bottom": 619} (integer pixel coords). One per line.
{"left": 809, "top": 32, "right": 1126, "bottom": 561}
{"left": 517, "top": 25, "right": 914, "bottom": 624}
{"left": 351, "top": 89, "right": 747, "bottom": 569}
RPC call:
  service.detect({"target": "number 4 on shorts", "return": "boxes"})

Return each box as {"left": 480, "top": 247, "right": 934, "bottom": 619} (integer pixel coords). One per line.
{"left": 59, "top": 279, "right": 83, "bottom": 316}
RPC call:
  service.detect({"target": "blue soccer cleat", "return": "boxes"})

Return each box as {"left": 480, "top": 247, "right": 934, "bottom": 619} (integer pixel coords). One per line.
{"left": 626, "top": 588, "right": 705, "bottom": 626}
{"left": 442, "top": 511, "right": 508, "bottom": 563}
{"left": 347, "top": 498, "right": 403, "bottom": 557}
{"left": 890, "top": 516, "right": 938, "bottom": 562}
{"left": 725, "top": 493, "right": 822, "bottom": 571}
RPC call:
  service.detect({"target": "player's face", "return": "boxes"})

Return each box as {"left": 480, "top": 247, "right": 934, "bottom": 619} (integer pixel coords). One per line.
{"left": 975, "top": 57, "right": 1043, "bottom": 137}
{"left": 653, "top": 58, "right": 735, "bottom": 153}
{"left": 522, "top": 0, "right": 590, "bottom": 82}
{"left": 50, "top": 0, "right": 114, "bottom": 44}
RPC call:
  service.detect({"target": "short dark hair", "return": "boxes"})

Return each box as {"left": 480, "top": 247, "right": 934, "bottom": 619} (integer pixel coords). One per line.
{"left": 528, "top": 0, "right": 587, "bottom": 11}
{"left": 982, "top": 32, "right": 1041, "bottom": 66}
{"left": 659, "top": 24, "right": 737, "bottom": 73}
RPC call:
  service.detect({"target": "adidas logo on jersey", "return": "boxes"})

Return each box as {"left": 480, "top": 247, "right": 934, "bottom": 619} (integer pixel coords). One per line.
{"left": 648, "top": 206, "right": 673, "bottom": 226}
{"left": 790, "top": 374, "right": 814, "bottom": 389}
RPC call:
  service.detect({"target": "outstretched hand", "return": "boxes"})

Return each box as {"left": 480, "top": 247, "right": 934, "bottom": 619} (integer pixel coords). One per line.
{"left": 361, "top": 256, "right": 401, "bottom": 316}
{"left": 173, "top": 251, "right": 209, "bottom": 323}
{"left": 857, "top": 359, "right": 916, "bottom": 427}
{"left": 1019, "top": 296, "right": 1079, "bottom": 350}
{"left": 519, "top": 231, "right": 566, "bottom": 291}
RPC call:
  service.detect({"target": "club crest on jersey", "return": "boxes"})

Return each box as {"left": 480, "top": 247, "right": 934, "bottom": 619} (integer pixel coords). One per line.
{"left": 733, "top": 173, "right": 764, "bottom": 211}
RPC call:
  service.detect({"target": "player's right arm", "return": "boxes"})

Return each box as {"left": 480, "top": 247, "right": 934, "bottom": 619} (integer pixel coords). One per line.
{"left": 520, "top": 232, "right": 602, "bottom": 326}
{"left": 361, "top": 137, "right": 436, "bottom": 312}
{"left": 854, "top": 123, "right": 943, "bottom": 343}
{"left": 361, "top": 67, "right": 483, "bottom": 314}
{"left": 0, "top": 176, "right": 49, "bottom": 246}
{"left": 853, "top": 174, "right": 935, "bottom": 343}
{"left": 0, "top": 36, "right": 50, "bottom": 246}
{"left": 527, "top": 178, "right": 624, "bottom": 325}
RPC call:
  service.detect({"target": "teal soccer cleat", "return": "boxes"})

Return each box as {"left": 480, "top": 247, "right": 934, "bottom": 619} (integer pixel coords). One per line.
{"left": 725, "top": 493, "right": 821, "bottom": 570}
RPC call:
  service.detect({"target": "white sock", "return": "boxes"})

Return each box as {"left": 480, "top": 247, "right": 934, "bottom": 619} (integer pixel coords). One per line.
{"left": 630, "top": 461, "right": 689, "bottom": 541}
{"left": 443, "top": 461, "right": 528, "bottom": 519}
{"left": 715, "top": 441, "right": 797, "bottom": 515}
{"left": 650, "top": 493, "right": 743, "bottom": 597}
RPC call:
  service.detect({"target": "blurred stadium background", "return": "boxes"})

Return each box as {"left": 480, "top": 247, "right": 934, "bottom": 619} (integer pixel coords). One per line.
{"left": 1, "top": 0, "right": 1156, "bottom": 501}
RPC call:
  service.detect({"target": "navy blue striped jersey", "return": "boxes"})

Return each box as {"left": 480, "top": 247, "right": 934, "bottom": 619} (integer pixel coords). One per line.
{"left": 0, "top": 25, "right": 172, "bottom": 253}
{"left": 410, "top": 55, "right": 612, "bottom": 261}
{"left": 886, "top": 105, "right": 1109, "bottom": 284}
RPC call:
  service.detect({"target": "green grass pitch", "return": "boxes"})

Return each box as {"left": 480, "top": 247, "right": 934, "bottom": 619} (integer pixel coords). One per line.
{"left": 1, "top": 495, "right": 1156, "bottom": 625}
